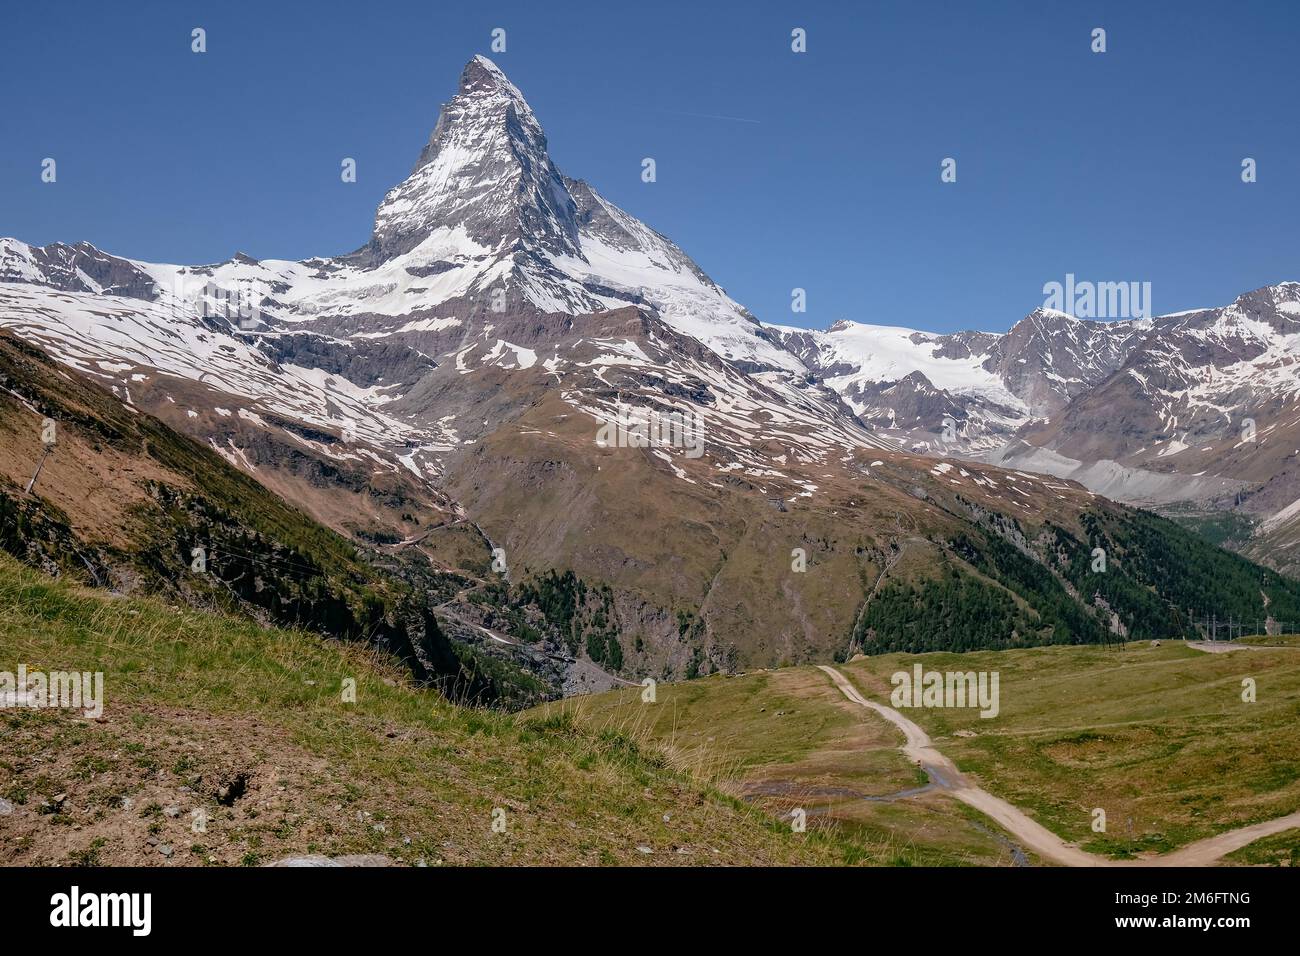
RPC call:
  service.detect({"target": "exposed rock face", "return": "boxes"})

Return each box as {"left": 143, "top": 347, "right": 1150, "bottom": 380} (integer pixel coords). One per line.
{"left": 368, "top": 56, "right": 582, "bottom": 265}
{"left": 0, "top": 239, "right": 158, "bottom": 299}
{"left": 1026, "top": 284, "right": 1300, "bottom": 467}
{"left": 984, "top": 309, "right": 1151, "bottom": 417}
{"left": 771, "top": 309, "right": 1149, "bottom": 449}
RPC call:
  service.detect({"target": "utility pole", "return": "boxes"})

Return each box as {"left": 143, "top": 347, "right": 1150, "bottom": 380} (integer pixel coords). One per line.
{"left": 25, "top": 420, "right": 56, "bottom": 494}
{"left": 24, "top": 445, "right": 51, "bottom": 494}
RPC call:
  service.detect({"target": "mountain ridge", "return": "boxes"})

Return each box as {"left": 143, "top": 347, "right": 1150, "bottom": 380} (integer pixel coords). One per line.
{"left": 771, "top": 282, "right": 1300, "bottom": 573}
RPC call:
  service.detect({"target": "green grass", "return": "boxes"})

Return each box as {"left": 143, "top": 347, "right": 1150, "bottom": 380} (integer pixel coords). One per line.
{"left": 1239, "top": 634, "right": 1300, "bottom": 647}
{"left": 1223, "top": 828, "right": 1300, "bottom": 866}
{"left": 841, "top": 641, "right": 1300, "bottom": 858}
{"left": 0, "top": 553, "right": 852, "bottom": 866}
{"left": 536, "top": 667, "right": 1032, "bottom": 865}
{"left": 557, "top": 638, "right": 1300, "bottom": 865}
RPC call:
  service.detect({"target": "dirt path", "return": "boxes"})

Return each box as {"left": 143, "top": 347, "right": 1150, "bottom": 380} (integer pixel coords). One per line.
{"left": 1186, "top": 640, "right": 1253, "bottom": 654}
{"left": 817, "top": 664, "right": 1300, "bottom": 867}
{"left": 1156, "top": 810, "right": 1300, "bottom": 865}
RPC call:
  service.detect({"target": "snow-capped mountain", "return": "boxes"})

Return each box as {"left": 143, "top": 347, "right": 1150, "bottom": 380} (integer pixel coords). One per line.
{"left": 1025, "top": 283, "right": 1300, "bottom": 467}
{"left": 0, "top": 55, "right": 890, "bottom": 547}
{"left": 775, "top": 289, "right": 1300, "bottom": 474}
{"left": 357, "top": 54, "right": 801, "bottom": 373}
{"left": 1014, "top": 284, "right": 1300, "bottom": 527}
{"left": 772, "top": 309, "right": 1149, "bottom": 452}
{"left": 0, "top": 237, "right": 456, "bottom": 498}
{"left": 772, "top": 283, "right": 1300, "bottom": 573}
{"left": 772, "top": 319, "right": 1020, "bottom": 451}
{"left": 0, "top": 53, "right": 797, "bottom": 362}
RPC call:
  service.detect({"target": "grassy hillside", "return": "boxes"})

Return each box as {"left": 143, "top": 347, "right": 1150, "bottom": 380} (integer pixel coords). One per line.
{"left": 840, "top": 641, "right": 1300, "bottom": 858}
{"left": 536, "top": 668, "right": 1034, "bottom": 865}
{"left": 553, "top": 640, "right": 1300, "bottom": 864}
{"left": 0, "top": 331, "right": 543, "bottom": 706}
{"left": 10, "top": 323, "right": 1297, "bottom": 701}
{"left": 0, "top": 553, "right": 850, "bottom": 866}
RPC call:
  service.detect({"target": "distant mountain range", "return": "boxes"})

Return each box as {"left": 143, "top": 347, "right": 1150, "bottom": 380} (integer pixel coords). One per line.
{"left": 774, "top": 282, "right": 1300, "bottom": 574}
{"left": 3, "top": 55, "right": 1298, "bottom": 692}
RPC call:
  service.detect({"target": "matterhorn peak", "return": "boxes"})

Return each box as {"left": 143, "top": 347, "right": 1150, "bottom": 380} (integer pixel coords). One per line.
{"left": 432, "top": 54, "right": 541, "bottom": 154}
{"left": 368, "top": 54, "right": 576, "bottom": 263}
{"left": 353, "top": 55, "right": 805, "bottom": 372}
{"left": 458, "top": 54, "right": 528, "bottom": 102}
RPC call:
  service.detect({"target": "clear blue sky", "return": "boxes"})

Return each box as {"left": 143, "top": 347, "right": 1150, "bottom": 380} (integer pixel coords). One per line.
{"left": 3, "top": 0, "right": 1297, "bottom": 333}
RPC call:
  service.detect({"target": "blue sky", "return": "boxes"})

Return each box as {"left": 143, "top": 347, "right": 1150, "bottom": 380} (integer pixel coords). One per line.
{"left": 2, "top": 0, "right": 1297, "bottom": 333}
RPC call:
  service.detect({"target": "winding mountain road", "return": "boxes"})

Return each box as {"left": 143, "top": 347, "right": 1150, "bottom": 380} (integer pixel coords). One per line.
{"left": 816, "top": 664, "right": 1300, "bottom": 867}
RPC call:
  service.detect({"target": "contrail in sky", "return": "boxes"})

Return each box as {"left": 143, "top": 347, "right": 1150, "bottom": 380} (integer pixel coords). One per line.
{"left": 659, "top": 108, "right": 761, "bottom": 124}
